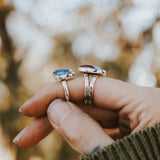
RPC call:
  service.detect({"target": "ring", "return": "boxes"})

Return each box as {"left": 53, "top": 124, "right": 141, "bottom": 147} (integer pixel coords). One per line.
{"left": 53, "top": 69, "right": 75, "bottom": 101}
{"left": 78, "top": 64, "right": 106, "bottom": 104}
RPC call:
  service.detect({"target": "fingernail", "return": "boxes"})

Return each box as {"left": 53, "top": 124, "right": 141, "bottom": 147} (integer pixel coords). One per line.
{"left": 47, "top": 99, "right": 72, "bottom": 126}
{"left": 19, "top": 101, "right": 29, "bottom": 112}
{"left": 19, "top": 107, "right": 22, "bottom": 112}
{"left": 13, "top": 127, "right": 28, "bottom": 143}
{"left": 19, "top": 104, "right": 25, "bottom": 113}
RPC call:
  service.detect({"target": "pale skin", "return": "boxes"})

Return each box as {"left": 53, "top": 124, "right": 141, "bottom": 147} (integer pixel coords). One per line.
{"left": 13, "top": 77, "right": 160, "bottom": 154}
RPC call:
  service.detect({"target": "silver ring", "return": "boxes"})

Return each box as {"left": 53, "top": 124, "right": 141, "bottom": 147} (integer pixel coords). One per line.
{"left": 84, "top": 73, "right": 90, "bottom": 104}
{"left": 88, "top": 74, "right": 98, "bottom": 104}
{"left": 53, "top": 69, "right": 75, "bottom": 101}
{"left": 79, "top": 64, "right": 106, "bottom": 104}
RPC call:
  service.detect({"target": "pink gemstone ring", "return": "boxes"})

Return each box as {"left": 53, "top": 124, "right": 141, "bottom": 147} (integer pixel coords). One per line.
{"left": 78, "top": 65, "right": 106, "bottom": 104}
{"left": 53, "top": 69, "right": 75, "bottom": 101}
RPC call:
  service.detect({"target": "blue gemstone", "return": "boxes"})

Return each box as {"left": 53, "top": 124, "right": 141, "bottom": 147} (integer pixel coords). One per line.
{"left": 53, "top": 69, "right": 70, "bottom": 76}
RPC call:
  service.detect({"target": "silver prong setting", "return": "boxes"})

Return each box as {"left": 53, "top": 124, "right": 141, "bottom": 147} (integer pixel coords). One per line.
{"left": 53, "top": 69, "right": 75, "bottom": 101}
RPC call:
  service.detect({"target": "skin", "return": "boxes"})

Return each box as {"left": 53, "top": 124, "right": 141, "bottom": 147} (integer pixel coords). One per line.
{"left": 13, "top": 77, "right": 160, "bottom": 154}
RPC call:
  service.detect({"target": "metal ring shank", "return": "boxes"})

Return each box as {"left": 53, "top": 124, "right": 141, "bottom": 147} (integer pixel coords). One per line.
{"left": 84, "top": 73, "right": 90, "bottom": 104}
{"left": 84, "top": 73, "right": 98, "bottom": 104}
{"left": 88, "top": 74, "right": 98, "bottom": 104}
{"left": 62, "top": 80, "right": 70, "bottom": 101}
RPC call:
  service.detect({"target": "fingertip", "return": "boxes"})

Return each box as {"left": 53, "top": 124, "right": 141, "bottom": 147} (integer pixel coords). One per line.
{"left": 13, "top": 117, "right": 53, "bottom": 148}
{"left": 13, "top": 139, "right": 36, "bottom": 148}
{"left": 47, "top": 99, "right": 73, "bottom": 127}
{"left": 12, "top": 127, "right": 33, "bottom": 148}
{"left": 18, "top": 101, "right": 33, "bottom": 116}
{"left": 19, "top": 107, "right": 22, "bottom": 113}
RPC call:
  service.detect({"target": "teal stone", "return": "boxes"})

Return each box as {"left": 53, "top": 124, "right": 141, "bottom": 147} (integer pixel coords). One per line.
{"left": 53, "top": 69, "right": 70, "bottom": 76}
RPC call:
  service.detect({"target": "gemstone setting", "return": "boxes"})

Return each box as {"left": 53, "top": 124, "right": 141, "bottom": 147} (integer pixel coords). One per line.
{"left": 78, "top": 64, "right": 106, "bottom": 76}
{"left": 54, "top": 69, "right": 70, "bottom": 76}
{"left": 53, "top": 69, "right": 75, "bottom": 81}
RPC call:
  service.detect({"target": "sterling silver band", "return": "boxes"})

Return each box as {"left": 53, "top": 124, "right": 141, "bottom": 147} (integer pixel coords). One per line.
{"left": 79, "top": 65, "right": 106, "bottom": 105}
{"left": 84, "top": 73, "right": 90, "bottom": 104}
{"left": 88, "top": 74, "right": 98, "bottom": 104}
{"left": 84, "top": 74, "right": 98, "bottom": 104}
{"left": 62, "top": 80, "right": 70, "bottom": 101}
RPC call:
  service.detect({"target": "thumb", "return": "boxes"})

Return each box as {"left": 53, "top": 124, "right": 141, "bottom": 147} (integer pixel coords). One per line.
{"left": 47, "top": 99, "right": 114, "bottom": 154}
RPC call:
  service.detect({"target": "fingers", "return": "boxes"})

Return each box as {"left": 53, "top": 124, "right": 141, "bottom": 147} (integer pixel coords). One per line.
{"left": 20, "top": 77, "right": 84, "bottom": 117}
{"left": 20, "top": 77, "right": 135, "bottom": 117}
{"left": 47, "top": 99, "right": 114, "bottom": 154}
{"left": 119, "top": 115, "right": 131, "bottom": 135}
{"left": 13, "top": 116, "right": 53, "bottom": 148}
{"left": 104, "top": 129, "right": 123, "bottom": 140}
{"left": 78, "top": 103, "right": 119, "bottom": 128}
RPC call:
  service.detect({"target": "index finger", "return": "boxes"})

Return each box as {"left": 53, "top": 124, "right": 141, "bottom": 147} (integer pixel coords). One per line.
{"left": 20, "top": 77, "right": 135, "bottom": 117}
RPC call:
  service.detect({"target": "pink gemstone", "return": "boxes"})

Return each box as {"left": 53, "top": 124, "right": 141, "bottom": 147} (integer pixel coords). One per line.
{"left": 80, "top": 64, "right": 101, "bottom": 70}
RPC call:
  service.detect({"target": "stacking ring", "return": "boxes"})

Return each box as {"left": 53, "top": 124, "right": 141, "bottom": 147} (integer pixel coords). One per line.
{"left": 78, "top": 64, "right": 106, "bottom": 104}
{"left": 53, "top": 69, "right": 75, "bottom": 101}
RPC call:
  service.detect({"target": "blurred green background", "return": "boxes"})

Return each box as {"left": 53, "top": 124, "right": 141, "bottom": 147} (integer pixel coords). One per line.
{"left": 1, "top": 0, "right": 160, "bottom": 159}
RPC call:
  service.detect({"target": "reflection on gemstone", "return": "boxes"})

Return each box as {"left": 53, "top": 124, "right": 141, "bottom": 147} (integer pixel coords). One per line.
{"left": 53, "top": 69, "right": 70, "bottom": 76}
{"left": 79, "top": 64, "right": 101, "bottom": 70}
{"left": 79, "top": 64, "right": 106, "bottom": 76}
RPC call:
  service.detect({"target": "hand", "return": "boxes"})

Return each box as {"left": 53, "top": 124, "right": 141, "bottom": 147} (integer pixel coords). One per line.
{"left": 13, "top": 77, "right": 160, "bottom": 154}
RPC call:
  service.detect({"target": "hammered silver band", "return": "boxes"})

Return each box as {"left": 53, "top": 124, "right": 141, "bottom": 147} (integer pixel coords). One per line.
{"left": 89, "top": 74, "right": 98, "bottom": 104}
{"left": 84, "top": 73, "right": 90, "bottom": 104}
{"left": 84, "top": 74, "right": 98, "bottom": 104}
{"left": 79, "top": 65, "right": 106, "bottom": 105}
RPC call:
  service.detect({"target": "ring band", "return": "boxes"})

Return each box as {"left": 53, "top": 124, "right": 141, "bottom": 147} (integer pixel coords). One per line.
{"left": 84, "top": 74, "right": 98, "bottom": 104}
{"left": 84, "top": 73, "right": 90, "bottom": 104}
{"left": 53, "top": 69, "right": 75, "bottom": 101}
{"left": 62, "top": 80, "right": 70, "bottom": 101}
{"left": 79, "top": 65, "right": 106, "bottom": 104}
{"left": 88, "top": 74, "right": 98, "bottom": 104}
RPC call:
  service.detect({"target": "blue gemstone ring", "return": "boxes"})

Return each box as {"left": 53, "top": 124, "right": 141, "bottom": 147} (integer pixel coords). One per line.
{"left": 78, "top": 65, "right": 106, "bottom": 104}
{"left": 53, "top": 69, "right": 75, "bottom": 101}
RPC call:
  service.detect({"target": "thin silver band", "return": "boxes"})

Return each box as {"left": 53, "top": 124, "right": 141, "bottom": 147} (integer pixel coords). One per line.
{"left": 62, "top": 80, "right": 69, "bottom": 101}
